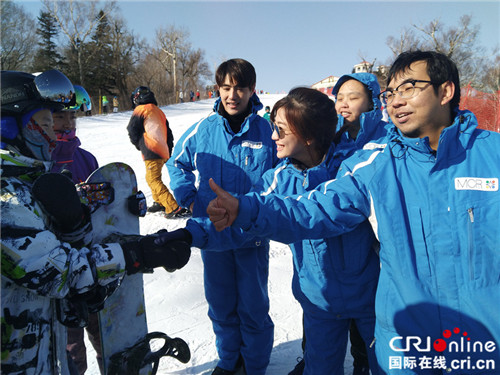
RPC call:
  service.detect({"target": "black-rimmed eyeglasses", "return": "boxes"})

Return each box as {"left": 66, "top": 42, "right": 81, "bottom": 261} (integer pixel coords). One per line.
{"left": 378, "top": 80, "right": 435, "bottom": 106}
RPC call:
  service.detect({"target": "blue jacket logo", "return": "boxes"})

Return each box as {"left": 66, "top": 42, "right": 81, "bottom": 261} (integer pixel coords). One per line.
{"left": 455, "top": 177, "right": 498, "bottom": 191}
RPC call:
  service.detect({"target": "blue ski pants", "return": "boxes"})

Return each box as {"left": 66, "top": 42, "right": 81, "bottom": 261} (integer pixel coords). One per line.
{"left": 201, "top": 245, "right": 274, "bottom": 375}
{"left": 302, "top": 307, "right": 380, "bottom": 375}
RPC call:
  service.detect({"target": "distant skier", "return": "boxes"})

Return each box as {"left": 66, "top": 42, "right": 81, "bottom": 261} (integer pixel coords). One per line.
{"left": 262, "top": 105, "right": 271, "bottom": 122}
{"left": 127, "top": 86, "right": 191, "bottom": 218}
{"left": 1, "top": 70, "right": 191, "bottom": 374}
{"left": 102, "top": 95, "right": 109, "bottom": 114}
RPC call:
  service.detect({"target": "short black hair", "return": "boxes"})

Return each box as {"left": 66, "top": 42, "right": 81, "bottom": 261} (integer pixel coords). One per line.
{"left": 215, "top": 59, "right": 256, "bottom": 90}
{"left": 387, "top": 50, "right": 461, "bottom": 109}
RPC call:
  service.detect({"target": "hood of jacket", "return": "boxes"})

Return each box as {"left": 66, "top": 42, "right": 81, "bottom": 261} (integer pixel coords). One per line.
{"left": 332, "top": 73, "right": 387, "bottom": 146}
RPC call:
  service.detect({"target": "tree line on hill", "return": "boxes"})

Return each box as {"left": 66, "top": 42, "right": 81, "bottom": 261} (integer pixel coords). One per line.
{"left": 1, "top": 0, "right": 211, "bottom": 112}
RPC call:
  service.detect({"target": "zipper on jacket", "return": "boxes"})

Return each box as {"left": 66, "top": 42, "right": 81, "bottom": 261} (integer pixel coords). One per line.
{"left": 245, "top": 156, "right": 248, "bottom": 166}
{"left": 467, "top": 207, "right": 474, "bottom": 280}
{"left": 302, "top": 171, "right": 307, "bottom": 187}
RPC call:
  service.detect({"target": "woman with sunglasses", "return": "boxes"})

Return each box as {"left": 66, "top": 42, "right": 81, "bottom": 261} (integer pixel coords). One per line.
{"left": 264, "top": 88, "right": 380, "bottom": 375}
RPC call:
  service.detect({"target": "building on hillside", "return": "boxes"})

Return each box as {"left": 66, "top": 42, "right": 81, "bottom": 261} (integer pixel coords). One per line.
{"left": 353, "top": 61, "right": 373, "bottom": 73}
{"left": 311, "top": 75, "right": 339, "bottom": 97}
{"left": 311, "top": 61, "right": 390, "bottom": 95}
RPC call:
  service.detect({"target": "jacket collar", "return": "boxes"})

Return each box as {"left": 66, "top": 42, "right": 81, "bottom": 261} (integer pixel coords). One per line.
{"left": 285, "top": 143, "right": 338, "bottom": 188}
{"left": 388, "top": 109, "right": 478, "bottom": 160}
{"left": 336, "top": 107, "right": 385, "bottom": 147}
{"left": 51, "top": 137, "right": 81, "bottom": 161}
{"left": 213, "top": 93, "right": 264, "bottom": 135}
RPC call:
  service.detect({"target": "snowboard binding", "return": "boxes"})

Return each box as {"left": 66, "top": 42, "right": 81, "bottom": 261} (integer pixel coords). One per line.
{"left": 107, "top": 331, "right": 191, "bottom": 375}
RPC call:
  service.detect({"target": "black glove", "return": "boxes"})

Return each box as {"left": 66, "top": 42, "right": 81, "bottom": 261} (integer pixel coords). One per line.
{"left": 154, "top": 228, "right": 193, "bottom": 247}
{"left": 121, "top": 236, "right": 191, "bottom": 275}
{"left": 32, "top": 173, "right": 93, "bottom": 248}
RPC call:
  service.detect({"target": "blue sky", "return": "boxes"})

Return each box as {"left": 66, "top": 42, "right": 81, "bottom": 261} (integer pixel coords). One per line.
{"left": 18, "top": 0, "right": 500, "bottom": 93}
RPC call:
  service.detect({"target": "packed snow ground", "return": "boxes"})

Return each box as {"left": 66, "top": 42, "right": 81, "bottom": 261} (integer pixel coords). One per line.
{"left": 77, "top": 95, "right": 354, "bottom": 374}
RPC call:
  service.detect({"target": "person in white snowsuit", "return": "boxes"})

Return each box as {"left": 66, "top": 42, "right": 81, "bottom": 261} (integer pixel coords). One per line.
{"left": 1, "top": 70, "right": 191, "bottom": 375}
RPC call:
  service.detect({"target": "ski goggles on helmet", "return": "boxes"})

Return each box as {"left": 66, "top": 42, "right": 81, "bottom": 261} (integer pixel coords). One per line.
{"left": 1, "top": 70, "right": 75, "bottom": 113}
{"left": 34, "top": 70, "right": 76, "bottom": 108}
{"left": 62, "top": 84, "right": 92, "bottom": 112}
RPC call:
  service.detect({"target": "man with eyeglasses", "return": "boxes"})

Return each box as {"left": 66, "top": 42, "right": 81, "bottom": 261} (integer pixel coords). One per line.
{"left": 207, "top": 50, "right": 500, "bottom": 374}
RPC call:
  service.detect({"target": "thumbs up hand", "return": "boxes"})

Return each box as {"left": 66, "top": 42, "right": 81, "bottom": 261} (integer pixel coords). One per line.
{"left": 207, "top": 178, "right": 239, "bottom": 231}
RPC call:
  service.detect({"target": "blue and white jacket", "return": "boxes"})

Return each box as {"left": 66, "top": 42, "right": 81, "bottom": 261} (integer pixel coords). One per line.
{"left": 167, "top": 93, "right": 278, "bottom": 250}
{"left": 234, "top": 110, "right": 500, "bottom": 372}
{"left": 256, "top": 144, "right": 379, "bottom": 315}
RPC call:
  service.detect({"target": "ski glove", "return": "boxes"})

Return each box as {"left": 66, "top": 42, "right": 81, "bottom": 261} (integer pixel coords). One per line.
{"left": 154, "top": 228, "right": 193, "bottom": 247}
{"left": 121, "top": 236, "right": 191, "bottom": 275}
{"left": 32, "top": 172, "right": 93, "bottom": 248}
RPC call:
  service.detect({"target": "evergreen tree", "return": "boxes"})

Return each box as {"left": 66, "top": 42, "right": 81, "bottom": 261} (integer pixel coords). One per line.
{"left": 32, "top": 11, "right": 64, "bottom": 72}
{"left": 86, "top": 10, "right": 115, "bottom": 95}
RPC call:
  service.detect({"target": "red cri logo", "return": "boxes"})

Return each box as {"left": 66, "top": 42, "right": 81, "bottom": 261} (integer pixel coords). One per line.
{"left": 433, "top": 327, "right": 469, "bottom": 352}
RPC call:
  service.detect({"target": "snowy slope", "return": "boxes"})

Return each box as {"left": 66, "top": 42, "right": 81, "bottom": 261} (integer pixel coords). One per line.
{"left": 77, "top": 95, "right": 354, "bottom": 374}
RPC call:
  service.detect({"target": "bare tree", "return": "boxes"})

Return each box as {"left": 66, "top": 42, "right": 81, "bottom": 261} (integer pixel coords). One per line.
{"left": 1, "top": 0, "right": 38, "bottom": 70}
{"left": 386, "top": 15, "right": 491, "bottom": 87}
{"left": 107, "top": 15, "right": 142, "bottom": 107}
{"left": 387, "top": 28, "right": 421, "bottom": 57}
{"left": 41, "top": 0, "right": 115, "bottom": 86}
{"left": 178, "top": 48, "right": 212, "bottom": 94}
{"left": 155, "top": 26, "right": 190, "bottom": 103}
{"left": 130, "top": 51, "right": 174, "bottom": 106}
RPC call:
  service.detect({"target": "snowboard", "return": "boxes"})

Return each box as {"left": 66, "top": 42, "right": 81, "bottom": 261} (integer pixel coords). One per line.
{"left": 85, "top": 162, "right": 151, "bottom": 375}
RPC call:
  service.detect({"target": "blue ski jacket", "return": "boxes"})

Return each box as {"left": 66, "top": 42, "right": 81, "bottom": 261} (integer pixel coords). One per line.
{"left": 234, "top": 109, "right": 500, "bottom": 373}
{"left": 332, "top": 72, "right": 390, "bottom": 163}
{"left": 255, "top": 144, "right": 379, "bottom": 315}
{"left": 167, "top": 93, "right": 278, "bottom": 248}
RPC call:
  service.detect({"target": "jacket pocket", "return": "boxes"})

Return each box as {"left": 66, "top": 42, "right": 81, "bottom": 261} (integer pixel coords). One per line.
{"left": 408, "top": 206, "right": 432, "bottom": 279}
{"left": 462, "top": 199, "right": 500, "bottom": 286}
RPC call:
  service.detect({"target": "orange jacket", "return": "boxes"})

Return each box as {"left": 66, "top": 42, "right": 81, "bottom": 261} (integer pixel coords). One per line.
{"left": 127, "top": 103, "right": 172, "bottom": 160}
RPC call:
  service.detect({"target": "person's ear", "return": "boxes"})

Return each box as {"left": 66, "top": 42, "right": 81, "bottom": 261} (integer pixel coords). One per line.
{"left": 250, "top": 85, "right": 256, "bottom": 93}
{"left": 440, "top": 81, "right": 455, "bottom": 106}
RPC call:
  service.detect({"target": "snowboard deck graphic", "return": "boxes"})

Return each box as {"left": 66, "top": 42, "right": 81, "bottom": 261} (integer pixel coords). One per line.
{"left": 86, "top": 162, "right": 151, "bottom": 375}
